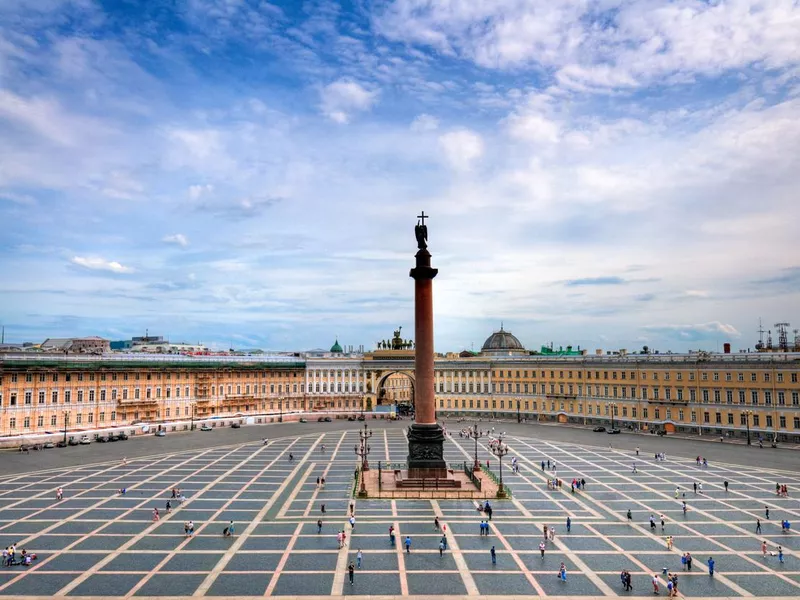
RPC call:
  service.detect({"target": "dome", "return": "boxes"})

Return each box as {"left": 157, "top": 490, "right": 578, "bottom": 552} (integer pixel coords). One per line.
{"left": 330, "top": 339, "right": 343, "bottom": 353}
{"left": 481, "top": 325, "right": 526, "bottom": 355}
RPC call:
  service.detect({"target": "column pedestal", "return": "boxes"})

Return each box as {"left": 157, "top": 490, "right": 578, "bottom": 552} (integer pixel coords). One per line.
{"left": 407, "top": 423, "right": 447, "bottom": 477}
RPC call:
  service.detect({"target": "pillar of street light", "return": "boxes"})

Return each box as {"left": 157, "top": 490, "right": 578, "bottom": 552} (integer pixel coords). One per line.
{"left": 62, "top": 411, "right": 69, "bottom": 444}
{"left": 745, "top": 410, "right": 752, "bottom": 446}
{"left": 279, "top": 397, "right": 283, "bottom": 423}
{"left": 354, "top": 440, "right": 371, "bottom": 497}
{"left": 358, "top": 422, "right": 373, "bottom": 470}
{"left": 468, "top": 423, "right": 483, "bottom": 471}
{"left": 190, "top": 403, "right": 196, "bottom": 431}
{"left": 490, "top": 433, "right": 509, "bottom": 498}
{"left": 516, "top": 397, "right": 521, "bottom": 423}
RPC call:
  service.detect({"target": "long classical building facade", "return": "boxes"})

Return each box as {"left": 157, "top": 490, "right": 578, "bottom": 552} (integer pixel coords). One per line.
{"left": 1, "top": 328, "right": 799, "bottom": 443}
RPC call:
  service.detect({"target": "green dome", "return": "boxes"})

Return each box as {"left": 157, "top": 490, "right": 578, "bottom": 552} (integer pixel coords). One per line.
{"left": 330, "top": 339, "right": 343, "bottom": 353}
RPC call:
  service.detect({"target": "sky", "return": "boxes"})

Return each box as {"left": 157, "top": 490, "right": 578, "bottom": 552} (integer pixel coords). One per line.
{"left": 1, "top": 0, "right": 799, "bottom": 354}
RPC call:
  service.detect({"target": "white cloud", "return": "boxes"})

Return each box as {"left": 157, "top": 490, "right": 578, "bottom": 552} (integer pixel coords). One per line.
{"left": 162, "top": 233, "right": 189, "bottom": 248}
{"left": 376, "top": 0, "right": 800, "bottom": 90}
{"left": 70, "top": 256, "right": 133, "bottom": 274}
{"left": 643, "top": 321, "right": 741, "bottom": 341}
{"left": 438, "top": 128, "right": 484, "bottom": 171}
{"left": 0, "top": 191, "right": 36, "bottom": 205}
{"left": 410, "top": 113, "right": 439, "bottom": 131}
{"left": 188, "top": 184, "right": 214, "bottom": 200}
{"left": 319, "top": 79, "right": 378, "bottom": 123}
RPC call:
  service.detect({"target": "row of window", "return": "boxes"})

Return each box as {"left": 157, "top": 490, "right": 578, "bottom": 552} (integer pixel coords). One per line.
{"left": 1, "top": 370, "right": 302, "bottom": 385}
{"left": 492, "top": 369, "right": 799, "bottom": 383}
{"left": 439, "top": 398, "right": 800, "bottom": 429}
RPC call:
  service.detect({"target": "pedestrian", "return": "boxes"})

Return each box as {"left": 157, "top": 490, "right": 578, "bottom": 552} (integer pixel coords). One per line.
{"left": 541, "top": 460, "right": 545, "bottom": 471}
{"left": 682, "top": 502, "right": 687, "bottom": 516}
{"left": 660, "top": 514, "right": 666, "bottom": 532}
{"left": 226, "top": 521, "right": 234, "bottom": 537}
{"left": 724, "top": 480, "right": 728, "bottom": 492}
{"left": 707, "top": 556, "right": 714, "bottom": 576}
{"left": 350, "top": 501, "right": 355, "bottom": 515}
{"left": 666, "top": 536, "right": 673, "bottom": 551}
{"left": 693, "top": 482, "right": 697, "bottom": 493}
{"left": 627, "top": 509, "right": 632, "bottom": 522}
{"left": 56, "top": 487, "right": 63, "bottom": 501}
{"left": 566, "top": 516, "right": 571, "bottom": 533}
{"left": 316, "top": 477, "right": 320, "bottom": 486}
{"left": 686, "top": 553, "right": 693, "bottom": 571}
{"left": 404, "top": 536, "right": 411, "bottom": 553}
{"left": 356, "top": 549, "right": 362, "bottom": 568}
{"left": 348, "top": 561, "right": 355, "bottom": 585}
{"left": 698, "top": 482, "right": 703, "bottom": 494}
{"left": 652, "top": 574, "right": 660, "bottom": 594}
{"left": 559, "top": 562, "right": 567, "bottom": 582}
{"left": 439, "top": 540, "right": 445, "bottom": 557}
{"left": 762, "top": 540, "right": 767, "bottom": 557}
{"left": 389, "top": 525, "right": 395, "bottom": 546}
{"left": 321, "top": 503, "right": 326, "bottom": 514}
{"left": 778, "top": 546, "right": 784, "bottom": 563}
{"left": 349, "top": 515, "right": 356, "bottom": 531}
{"left": 490, "top": 545, "right": 496, "bottom": 565}
{"left": 549, "top": 526, "right": 555, "bottom": 541}
{"left": 756, "top": 519, "right": 762, "bottom": 534}
{"left": 153, "top": 508, "right": 160, "bottom": 522}
{"left": 337, "top": 531, "right": 343, "bottom": 549}
{"left": 765, "top": 506, "right": 770, "bottom": 519}
{"left": 650, "top": 514, "right": 656, "bottom": 531}
{"left": 165, "top": 499, "right": 171, "bottom": 513}
{"left": 667, "top": 577, "right": 674, "bottom": 598}
{"left": 636, "top": 447, "right": 640, "bottom": 456}
{"left": 539, "top": 541, "right": 546, "bottom": 558}
{"left": 321, "top": 477, "right": 325, "bottom": 486}
{"left": 543, "top": 525, "right": 549, "bottom": 540}
{"left": 187, "top": 520, "right": 194, "bottom": 537}
{"left": 317, "top": 519, "right": 322, "bottom": 534}
{"left": 434, "top": 516, "right": 440, "bottom": 531}
{"left": 581, "top": 478, "right": 585, "bottom": 489}
{"left": 625, "top": 570, "right": 633, "bottom": 591}
{"left": 681, "top": 553, "right": 687, "bottom": 570}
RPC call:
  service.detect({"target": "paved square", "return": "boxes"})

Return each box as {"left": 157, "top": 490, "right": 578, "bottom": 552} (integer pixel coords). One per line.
{"left": 0, "top": 427, "right": 797, "bottom": 598}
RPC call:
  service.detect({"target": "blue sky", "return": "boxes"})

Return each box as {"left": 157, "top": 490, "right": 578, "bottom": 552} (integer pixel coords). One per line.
{"left": 1, "top": 0, "right": 799, "bottom": 353}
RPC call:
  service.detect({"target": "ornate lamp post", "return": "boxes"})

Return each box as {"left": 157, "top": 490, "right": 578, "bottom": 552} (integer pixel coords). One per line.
{"left": 745, "top": 410, "right": 753, "bottom": 446}
{"left": 490, "top": 433, "right": 509, "bottom": 498}
{"left": 190, "top": 403, "right": 196, "bottom": 431}
{"left": 355, "top": 439, "right": 371, "bottom": 497}
{"left": 62, "top": 411, "right": 69, "bottom": 444}
{"left": 278, "top": 396, "right": 284, "bottom": 423}
{"left": 607, "top": 402, "right": 617, "bottom": 430}
{"left": 467, "top": 423, "right": 484, "bottom": 471}
{"left": 357, "top": 422, "right": 373, "bottom": 470}
{"left": 516, "top": 397, "right": 521, "bottom": 423}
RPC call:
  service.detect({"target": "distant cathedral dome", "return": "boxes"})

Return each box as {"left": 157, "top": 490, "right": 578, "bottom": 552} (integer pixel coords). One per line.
{"left": 330, "top": 339, "right": 343, "bottom": 353}
{"left": 481, "top": 325, "right": 527, "bottom": 356}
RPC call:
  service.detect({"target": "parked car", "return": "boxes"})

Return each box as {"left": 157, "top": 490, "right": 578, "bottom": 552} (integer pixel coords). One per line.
{"left": 231, "top": 422, "right": 241, "bottom": 429}
{"left": 607, "top": 428, "right": 621, "bottom": 434}
{"left": 68, "top": 438, "right": 80, "bottom": 446}
{"left": 299, "top": 418, "right": 307, "bottom": 423}
{"left": 323, "top": 416, "right": 332, "bottom": 422}
{"left": 96, "top": 435, "right": 109, "bottom": 443}
{"left": 43, "top": 441, "right": 55, "bottom": 449}
{"left": 155, "top": 430, "right": 166, "bottom": 437}
{"left": 317, "top": 417, "right": 326, "bottom": 422}
{"left": 347, "top": 416, "right": 356, "bottom": 422}
{"left": 592, "top": 426, "right": 606, "bottom": 432}
{"left": 79, "top": 436, "right": 91, "bottom": 445}
{"left": 200, "top": 424, "right": 212, "bottom": 431}
{"left": 118, "top": 432, "right": 129, "bottom": 440}
{"left": 357, "top": 415, "right": 366, "bottom": 421}
{"left": 56, "top": 440, "right": 68, "bottom": 448}
{"left": 108, "top": 434, "right": 120, "bottom": 442}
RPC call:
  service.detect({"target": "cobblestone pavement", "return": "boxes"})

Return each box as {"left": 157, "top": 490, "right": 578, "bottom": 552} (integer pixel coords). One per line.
{"left": 0, "top": 426, "right": 797, "bottom": 599}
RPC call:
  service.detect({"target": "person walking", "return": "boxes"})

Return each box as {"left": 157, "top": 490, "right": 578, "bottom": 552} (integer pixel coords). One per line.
{"left": 349, "top": 515, "right": 356, "bottom": 531}
{"left": 707, "top": 556, "right": 715, "bottom": 576}
{"left": 317, "top": 519, "right": 323, "bottom": 534}
{"left": 766, "top": 506, "right": 770, "bottom": 519}
{"left": 389, "top": 525, "right": 395, "bottom": 546}
{"left": 559, "top": 562, "right": 567, "bottom": 582}
{"left": 348, "top": 561, "right": 355, "bottom": 585}
{"left": 165, "top": 499, "right": 171, "bottom": 513}
{"left": 316, "top": 476, "right": 320, "bottom": 486}
{"left": 566, "top": 516, "right": 571, "bottom": 533}
{"left": 434, "top": 516, "right": 440, "bottom": 531}
{"left": 756, "top": 519, "right": 762, "bottom": 534}
{"left": 321, "top": 503, "right": 326, "bottom": 514}
{"left": 549, "top": 526, "right": 556, "bottom": 541}
{"left": 539, "top": 541, "right": 546, "bottom": 559}
{"left": 778, "top": 546, "right": 784, "bottom": 564}
{"left": 652, "top": 574, "right": 660, "bottom": 594}
{"left": 490, "top": 545, "right": 496, "bottom": 565}
{"left": 686, "top": 553, "right": 693, "bottom": 571}
{"left": 724, "top": 480, "right": 728, "bottom": 492}
{"left": 625, "top": 570, "right": 633, "bottom": 591}
{"left": 627, "top": 509, "right": 632, "bottom": 522}
{"left": 439, "top": 539, "right": 445, "bottom": 557}
{"left": 337, "top": 531, "right": 343, "bottom": 549}
{"left": 762, "top": 540, "right": 768, "bottom": 557}
{"left": 693, "top": 482, "right": 697, "bottom": 494}
{"left": 660, "top": 514, "right": 666, "bottom": 532}
{"left": 356, "top": 549, "right": 362, "bottom": 568}
{"left": 153, "top": 508, "right": 160, "bottom": 522}
{"left": 404, "top": 536, "right": 411, "bottom": 553}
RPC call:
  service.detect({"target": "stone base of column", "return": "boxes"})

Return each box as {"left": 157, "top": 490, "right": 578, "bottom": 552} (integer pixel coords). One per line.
{"left": 406, "top": 423, "right": 446, "bottom": 473}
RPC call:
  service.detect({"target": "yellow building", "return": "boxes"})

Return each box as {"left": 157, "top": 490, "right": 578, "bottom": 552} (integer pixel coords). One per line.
{"left": 2, "top": 328, "right": 799, "bottom": 444}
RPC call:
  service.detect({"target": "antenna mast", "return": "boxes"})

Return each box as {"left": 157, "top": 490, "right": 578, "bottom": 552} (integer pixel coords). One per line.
{"left": 775, "top": 322, "right": 790, "bottom": 352}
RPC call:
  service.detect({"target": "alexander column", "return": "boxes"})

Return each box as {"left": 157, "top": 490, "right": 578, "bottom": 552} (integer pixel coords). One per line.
{"left": 407, "top": 212, "right": 447, "bottom": 477}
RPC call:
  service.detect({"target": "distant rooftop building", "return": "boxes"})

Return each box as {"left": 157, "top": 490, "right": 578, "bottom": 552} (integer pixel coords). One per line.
{"left": 40, "top": 337, "right": 110, "bottom": 354}
{"left": 480, "top": 325, "right": 527, "bottom": 356}
{"left": 330, "top": 338, "right": 343, "bottom": 353}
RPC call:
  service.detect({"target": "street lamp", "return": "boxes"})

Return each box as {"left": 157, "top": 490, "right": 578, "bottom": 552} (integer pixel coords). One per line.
{"left": 607, "top": 402, "right": 617, "bottom": 430}
{"left": 358, "top": 422, "right": 373, "bottom": 470}
{"left": 190, "top": 403, "right": 196, "bottom": 431}
{"left": 62, "top": 411, "right": 69, "bottom": 444}
{"left": 745, "top": 410, "right": 753, "bottom": 446}
{"left": 279, "top": 397, "right": 284, "bottom": 423}
{"left": 490, "top": 433, "right": 509, "bottom": 498}
{"left": 516, "top": 397, "right": 521, "bottom": 423}
{"left": 467, "top": 423, "right": 484, "bottom": 471}
{"left": 354, "top": 439, "right": 371, "bottom": 498}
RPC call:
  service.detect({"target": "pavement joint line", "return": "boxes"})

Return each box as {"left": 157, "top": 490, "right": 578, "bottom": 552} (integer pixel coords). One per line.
{"left": 191, "top": 435, "right": 320, "bottom": 597}
{"left": 53, "top": 441, "right": 284, "bottom": 598}
{"left": 265, "top": 521, "right": 305, "bottom": 596}
{"left": 484, "top": 513, "right": 546, "bottom": 596}
{"left": 394, "top": 519, "right": 409, "bottom": 595}
{"left": 0, "top": 449, "right": 245, "bottom": 592}
{"left": 431, "top": 499, "right": 479, "bottom": 596}
{"left": 129, "top": 443, "right": 306, "bottom": 598}
{"left": 538, "top": 438, "right": 761, "bottom": 597}
{"left": 303, "top": 431, "right": 348, "bottom": 518}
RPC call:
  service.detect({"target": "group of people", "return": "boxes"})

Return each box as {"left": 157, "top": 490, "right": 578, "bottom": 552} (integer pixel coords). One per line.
{"left": 695, "top": 456, "right": 709, "bottom": 468}
{"left": 652, "top": 572, "right": 680, "bottom": 596}
{"left": 2, "top": 545, "right": 37, "bottom": 567}
{"left": 776, "top": 483, "right": 790, "bottom": 497}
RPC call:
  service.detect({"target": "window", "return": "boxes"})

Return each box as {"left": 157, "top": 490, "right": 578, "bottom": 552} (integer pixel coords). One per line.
{"left": 765, "top": 391, "right": 772, "bottom": 405}
{"left": 9, "top": 418, "right": 16, "bottom": 429}
{"left": 764, "top": 372, "right": 771, "bottom": 382}
{"left": 111, "top": 411, "right": 116, "bottom": 420}
{"left": 37, "top": 415, "right": 43, "bottom": 427}
{"left": 23, "top": 417, "right": 30, "bottom": 428}
{"left": 678, "top": 409, "right": 684, "bottom": 420}
{"left": 766, "top": 415, "right": 773, "bottom": 428}
{"left": 725, "top": 373, "right": 732, "bottom": 381}
{"left": 65, "top": 390, "right": 71, "bottom": 403}
{"left": 751, "top": 391, "right": 758, "bottom": 405}
{"left": 76, "top": 414, "right": 82, "bottom": 424}
{"left": 691, "top": 411, "right": 696, "bottom": 422}
{"left": 751, "top": 373, "right": 757, "bottom": 382}
{"left": 38, "top": 391, "right": 45, "bottom": 404}
{"left": 99, "top": 412, "right": 105, "bottom": 422}
{"left": 713, "top": 389, "right": 720, "bottom": 403}
{"left": 738, "top": 373, "right": 744, "bottom": 381}
{"left": 642, "top": 408, "right": 648, "bottom": 419}
{"left": 88, "top": 413, "right": 93, "bottom": 423}
{"left": 77, "top": 390, "right": 84, "bottom": 402}
{"left": 677, "top": 389, "right": 683, "bottom": 401}
{"left": 24, "top": 391, "right": 32, "bottom": 405}
{"left": 727, "top": 413, "right": 734, "bottom": 425}
{"left": 793, "top": 392, "right": 799, "bottom": 406}
{"left": 703, "top": 411, "right": 710, "bottom": 423}
{"left": 51, "top": 415, "right": 57, "bottom": 426}
{"left": 701, "top": 372, "right": 708, "bottom": 381}
{"left": 740, "top": 414, "right": 747, "bottom": 426}
{"left": 739, "top": 390, "right": 746, "bottom": 404}
{"left": 715, "top": 412, "right": 721, "bottom": 424}
{"left": 726, "top": 390, "right": 733, "bottom": 404}
{"left": 702, "top": 390, "right": 709, "bottom": 403}
{"left": 52, "top": 391, "right": 58, "bottom": 403}
{"left": 654, "top": 408, "right": 660, "bottom": 419}
{"left": 89, "top": 390, "right": 95, "bottom": 402}
{"left": 777, "top": 373, "right": 784, "bottom": 383}
{"left": 778, "top": 391, "right": 785, "bottom": 405}
{"left": 690, "top": 389, "right": 696, "bottom": 402}
{"left": 779, "top": 416, "right": 786, "bottom": 428}
{"left": 753, "top": 414, "right": 760, "bottom": 426}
